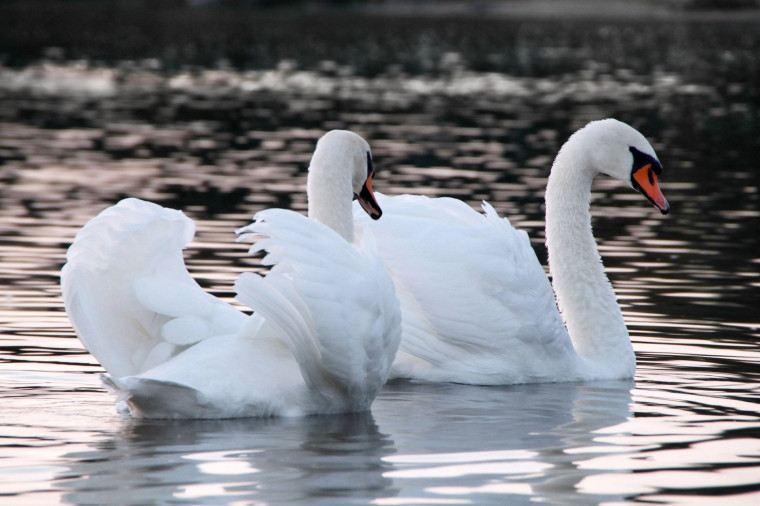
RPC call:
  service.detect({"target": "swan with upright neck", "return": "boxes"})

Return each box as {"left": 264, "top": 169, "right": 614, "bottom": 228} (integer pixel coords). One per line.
{"left": 61, "top": 130, "right": 400, "bottom": 418}
{"left": 353, "top": 119, "right": 669, "bottom": 384}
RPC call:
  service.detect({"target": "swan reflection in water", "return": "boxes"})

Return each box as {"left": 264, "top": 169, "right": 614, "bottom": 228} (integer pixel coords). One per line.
{"left": 56, "top": 380, "right": 633, "bottom": 504}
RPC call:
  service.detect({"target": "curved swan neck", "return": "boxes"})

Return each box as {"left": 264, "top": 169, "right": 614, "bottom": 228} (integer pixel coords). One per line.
{"left": 545, "top": 138, "right": 633, "bottom": 366}
{"left": 307, "top": 151, "right": 356, "bottom": 243}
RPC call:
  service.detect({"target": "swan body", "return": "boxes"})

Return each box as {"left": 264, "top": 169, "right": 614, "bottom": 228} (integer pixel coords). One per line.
{"left": 62, "top": 130, "right": 401, "bottom": 418}
{"left": 354, "top": 119, "right": 669, "bottom": 385}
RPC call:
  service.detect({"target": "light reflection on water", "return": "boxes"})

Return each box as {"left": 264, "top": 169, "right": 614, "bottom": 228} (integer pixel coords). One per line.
{"left": 1, "top": 54, "right": 759, "bottom": 503}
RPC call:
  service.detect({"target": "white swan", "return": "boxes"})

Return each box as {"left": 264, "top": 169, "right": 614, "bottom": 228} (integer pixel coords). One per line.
{"left": 353, "top": 119, "right": 669, "bottom": 385}
{"left": 61, "top": 130, "right": 401, "bottom": 418}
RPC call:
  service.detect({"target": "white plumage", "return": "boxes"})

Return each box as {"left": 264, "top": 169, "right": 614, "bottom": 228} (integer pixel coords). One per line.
{"left": 61, "top": 130, "right": 401, "bottom": 418}
{"left": 354, "top": 119, "right": 669, "bottom": 385}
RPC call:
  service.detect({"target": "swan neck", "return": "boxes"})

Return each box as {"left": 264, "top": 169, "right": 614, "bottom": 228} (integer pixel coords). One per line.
{"left": 545, "top": 146, "right": 632, "bottom": 365}
{"left": 307, "top": 161, "right": 355, "bottom": 243}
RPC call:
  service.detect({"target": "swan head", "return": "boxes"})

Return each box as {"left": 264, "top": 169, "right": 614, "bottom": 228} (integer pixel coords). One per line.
{"left": 311, "top": 130, "right": 382, "bottom": 220}
{"left": 578, "top": 119, "right": 670, "bottom": 215}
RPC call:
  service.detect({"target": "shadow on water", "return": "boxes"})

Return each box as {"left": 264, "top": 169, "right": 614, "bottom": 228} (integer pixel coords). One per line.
{"left": 55, "top": 381, "right": 633, "bottom": 504}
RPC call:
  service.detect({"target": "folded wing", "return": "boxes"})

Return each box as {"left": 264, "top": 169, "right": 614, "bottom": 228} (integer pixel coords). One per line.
{"left": 354, "top": 193, "right": 572, "bottom": 384}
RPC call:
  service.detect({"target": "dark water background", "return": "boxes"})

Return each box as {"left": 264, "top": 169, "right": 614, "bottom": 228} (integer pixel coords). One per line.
{"left": 1, "top": 3, "right": 759, "bottom": 504}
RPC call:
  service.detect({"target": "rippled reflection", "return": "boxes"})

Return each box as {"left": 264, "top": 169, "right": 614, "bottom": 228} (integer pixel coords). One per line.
{"left": 55, "top": 413, "right": 394, "bottom": 505}
{"left": 44, "top": 382, "right": 634, "bottom": 505}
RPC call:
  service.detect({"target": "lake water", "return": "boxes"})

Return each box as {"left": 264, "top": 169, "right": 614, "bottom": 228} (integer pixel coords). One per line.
{"left": 1, "top": 6, "right": 760, "bottom": 505}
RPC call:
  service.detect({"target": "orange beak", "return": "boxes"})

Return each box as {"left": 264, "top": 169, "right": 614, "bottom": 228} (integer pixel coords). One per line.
{"left": 357, "top": 172, "right": 382, "bottom": 220}
{"left": 632, "top": 164, "right": 670, "bottom": 215}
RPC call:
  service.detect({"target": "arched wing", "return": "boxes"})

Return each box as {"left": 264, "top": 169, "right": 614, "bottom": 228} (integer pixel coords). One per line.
{"left": 61, "top": 198, "right": 245, "bottom": 377}
{"left": 235, "top": 209, "right": 401, "bottom": 410}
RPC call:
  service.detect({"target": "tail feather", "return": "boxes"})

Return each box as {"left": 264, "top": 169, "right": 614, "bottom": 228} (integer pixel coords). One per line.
{"left": 102, "top": 374, "right": 215, "bottom": 419}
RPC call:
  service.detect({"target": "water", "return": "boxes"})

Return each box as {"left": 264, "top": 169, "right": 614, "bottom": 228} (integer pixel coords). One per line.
{"left": 1, "top": 6, "right": 760, "bottom": 505}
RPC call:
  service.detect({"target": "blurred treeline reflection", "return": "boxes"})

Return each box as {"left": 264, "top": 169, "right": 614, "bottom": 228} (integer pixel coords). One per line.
{"left": 0, "top": 1, "right": 759, "bottom": 84}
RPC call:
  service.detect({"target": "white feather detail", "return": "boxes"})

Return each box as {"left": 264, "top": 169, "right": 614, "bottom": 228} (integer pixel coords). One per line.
{"left": 61, "top": 130, "right": 401, "bottom": 418}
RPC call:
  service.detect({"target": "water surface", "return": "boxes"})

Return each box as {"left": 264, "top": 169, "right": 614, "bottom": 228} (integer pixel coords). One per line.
{"left": 1, "top": 9, "right": 759, "bottom": 505}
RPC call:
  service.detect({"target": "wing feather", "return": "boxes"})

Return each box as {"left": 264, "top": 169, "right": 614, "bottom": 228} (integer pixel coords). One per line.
{"left": 236, "top": 209, "right": 401, "bottom": 408}
{"left": 61, "top": 198, "right": 245, "bottom": 377}
{"left": 354, "top": 193, "right": 571, "bottom": 383}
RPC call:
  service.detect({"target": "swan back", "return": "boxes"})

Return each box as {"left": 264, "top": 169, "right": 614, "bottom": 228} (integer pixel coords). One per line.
{"left": 354, "top": 193, "right": 574, "bottom": 384}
